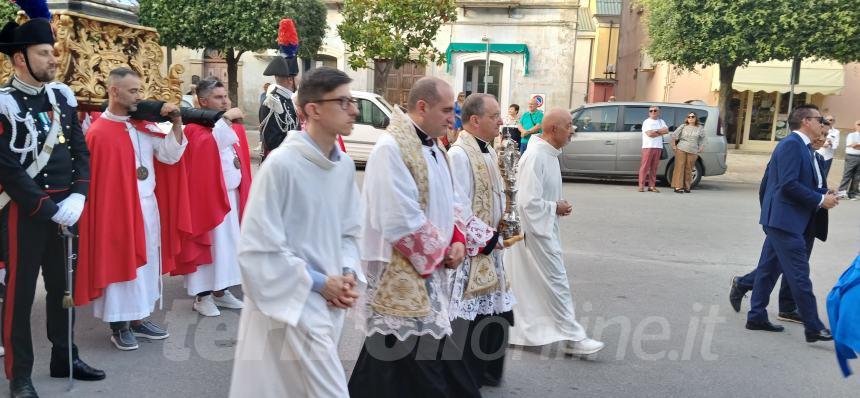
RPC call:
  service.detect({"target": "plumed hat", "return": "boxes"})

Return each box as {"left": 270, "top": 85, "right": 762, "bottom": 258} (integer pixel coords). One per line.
{"left": 263, "top": 19, "right": 300, "bottom": 77}
{"left": 0, "top": 0, "right": 54, "bottom": 56}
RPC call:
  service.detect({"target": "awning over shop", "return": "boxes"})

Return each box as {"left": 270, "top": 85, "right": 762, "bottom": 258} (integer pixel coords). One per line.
{"left": 711, "top": 59, "right": 845, "bottom": 95}
{"left": 445, "top": 43, "right": 530, "bottom": 75}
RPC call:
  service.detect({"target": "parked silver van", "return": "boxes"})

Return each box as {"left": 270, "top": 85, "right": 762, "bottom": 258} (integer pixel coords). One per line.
{"left": 562, "top": 102, "right": 727, "bottom": 187}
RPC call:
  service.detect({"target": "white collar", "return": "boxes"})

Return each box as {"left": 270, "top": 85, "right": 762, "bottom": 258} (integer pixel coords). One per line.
{"left": 531, "top": 135, "right": 562, "bottom": 156}
{"left": 11, "top": 75, "right": 44, "bottom": 95}
{"left": 273, "top": 84, "right": 294, "bottom": 97}
{"left": 793, "top": 130, "right": 812, "bottom": 146}
{"left": 101, "top": 110, "right": 130, "bottom": 122}
{"left": 284, "top": 131, "right": 337, "bottom": 170}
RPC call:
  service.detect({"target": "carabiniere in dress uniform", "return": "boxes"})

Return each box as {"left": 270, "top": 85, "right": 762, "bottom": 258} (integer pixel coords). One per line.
{"left": 0, "top": 17, "right": 105, "bottom": 398}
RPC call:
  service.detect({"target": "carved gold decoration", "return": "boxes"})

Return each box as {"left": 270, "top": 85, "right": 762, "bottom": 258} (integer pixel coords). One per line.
{"left": 0, "top": 11, "right": 183, "bottom": 109}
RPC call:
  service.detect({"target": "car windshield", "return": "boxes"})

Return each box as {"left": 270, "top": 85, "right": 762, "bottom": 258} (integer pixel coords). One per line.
{"left": 374, "top": 96, "right": 393, "bottom": 113}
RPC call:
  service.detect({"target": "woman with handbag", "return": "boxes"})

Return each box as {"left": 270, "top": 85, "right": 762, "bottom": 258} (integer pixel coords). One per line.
{"left": 671, "top": 112, "right": 706, "bottom": 193}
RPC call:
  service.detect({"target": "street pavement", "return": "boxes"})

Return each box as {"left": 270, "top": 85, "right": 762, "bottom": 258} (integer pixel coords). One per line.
{"left": 7, "top": 140, "right": 860, "bottom": 397}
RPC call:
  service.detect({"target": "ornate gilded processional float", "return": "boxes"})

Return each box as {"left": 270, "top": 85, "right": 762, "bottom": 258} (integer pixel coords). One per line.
{"left": 0, "top": 0, "right": 183, "bottom": 111}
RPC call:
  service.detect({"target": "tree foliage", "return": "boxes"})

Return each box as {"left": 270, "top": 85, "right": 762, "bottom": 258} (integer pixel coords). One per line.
{"left": 0, "top": 2, "right": 17, "bottom": 22}
{"left": 642, "top": 0, "right": 860, "bottom": 145}
{"left": 139, "top": 0, "right": 327, "bottom": 104}
{"left": 338, "top": 0, "right": 456, "bottom": 95}
{"left": 643, "top": 0, "right": 860, "bottom": 69}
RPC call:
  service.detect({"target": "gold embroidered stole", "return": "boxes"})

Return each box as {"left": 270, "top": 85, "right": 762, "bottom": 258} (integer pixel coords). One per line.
{"left": 371, "top": 109, "right": 435, "bottom": 318}
{"left": 453, "top": 132, "right": 501, "bottom": 298}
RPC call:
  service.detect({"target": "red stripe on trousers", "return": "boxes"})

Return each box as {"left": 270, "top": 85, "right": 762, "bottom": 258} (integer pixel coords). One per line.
{"left": 3, "top": 203, "right": 18, "bottom": 379}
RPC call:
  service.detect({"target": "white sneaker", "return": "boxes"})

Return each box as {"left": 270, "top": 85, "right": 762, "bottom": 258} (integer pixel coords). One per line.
{"left": 213, "top": 290, "right": 244, "bottom": 309}
{"left": 193, "top": 295, "right": 221, "bottom": 317}
{"left": 565, "top": 338, "right": 605, "bottom": 356}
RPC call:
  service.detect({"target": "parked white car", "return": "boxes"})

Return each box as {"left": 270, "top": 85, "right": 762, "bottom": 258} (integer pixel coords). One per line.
{"left": 343, "top": 90, "right": 394, "bottom": 163}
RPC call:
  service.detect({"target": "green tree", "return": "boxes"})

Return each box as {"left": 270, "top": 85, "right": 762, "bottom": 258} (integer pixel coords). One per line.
{"left": 642, "top": 0, "right": 860, "bottom": 146}
{"left": 0, "top": 2, "right": 17, "bottom": 22}
{"left": 139, "top": 0, "right": 326, "bottom": 105}
{"left": 337, "top": 0, "right": 456, "bottom": 99}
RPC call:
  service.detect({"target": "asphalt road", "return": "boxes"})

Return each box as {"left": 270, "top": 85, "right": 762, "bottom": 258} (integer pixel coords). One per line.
{"left": 8, "top": 152, "right": 860, "bottom": 397}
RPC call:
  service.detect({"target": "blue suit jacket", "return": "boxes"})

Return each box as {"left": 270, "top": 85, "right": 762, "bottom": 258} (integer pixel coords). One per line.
{"left": 759, "top": 132, "right": 828, "bottom": 235}
{"left": 759, "top": 151, "right": 829, "bottom": 241}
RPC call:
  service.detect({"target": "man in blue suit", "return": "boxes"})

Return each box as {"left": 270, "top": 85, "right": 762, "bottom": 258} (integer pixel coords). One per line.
{"left": 746, "top": 104, "right": 839, "bottom": 343}
{"left": 730, "top": 126, "right": 831, "bottom": 321}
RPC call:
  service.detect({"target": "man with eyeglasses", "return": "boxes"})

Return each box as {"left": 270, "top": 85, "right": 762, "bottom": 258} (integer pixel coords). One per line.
{"left": 230, "top": 67, "right": 361, "bottom": 397}
{"left": 448, "top": 93, "right": 515, "bottom": 387}
{"left": 837, "top": 120, "right": 860, "bottom": 200}
{"left": 639, "top": 106, "right": 669, "bottom": 192}
{"left": 745, "top": 104, "right": 838, "bottom": 344}
{"left": 730, "top": 126, "right": 831, "bottom": 324}
{"left": 816, "top": 115, "right": 839, "bottom": 180}
{"left": 174, "top": 78, "right": 251, "bottom": 317}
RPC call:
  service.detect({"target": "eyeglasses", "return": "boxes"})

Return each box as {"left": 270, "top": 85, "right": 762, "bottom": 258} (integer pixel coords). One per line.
{"left": 686, "top": 115, "right": 696, "bottom": 119}
{"left": 649, "top": 109, "right": 659, "bottom": 113}
{"left": 311, "top": 96, "right": 358, "bottom": 110}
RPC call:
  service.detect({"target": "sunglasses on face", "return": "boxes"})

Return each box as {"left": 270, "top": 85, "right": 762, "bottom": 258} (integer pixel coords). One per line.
{"left": 805, "top": 116, "right": 826, "bottom": 124}
{"left": 687, "top": 115, "right": 696, "bottom": 119}
{"left": 649, "top": 109, "right": 659, "bottom": 113}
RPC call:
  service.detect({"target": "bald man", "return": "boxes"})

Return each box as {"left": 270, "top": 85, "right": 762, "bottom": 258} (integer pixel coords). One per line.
{"left": 504, "top": 108, "right": 606, "bottom": 356}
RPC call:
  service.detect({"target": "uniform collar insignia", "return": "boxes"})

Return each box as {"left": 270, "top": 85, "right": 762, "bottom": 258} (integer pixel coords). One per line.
{"left": 11, "top": 75, "right": 44, "bottom": 96}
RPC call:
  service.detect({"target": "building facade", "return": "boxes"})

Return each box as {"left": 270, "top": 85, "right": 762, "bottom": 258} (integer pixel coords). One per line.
{"left": 616, "top": 0, "right": 859, "bottom": 153}
{"left": 170, "top": 0, "right": 614, "bottom": 125}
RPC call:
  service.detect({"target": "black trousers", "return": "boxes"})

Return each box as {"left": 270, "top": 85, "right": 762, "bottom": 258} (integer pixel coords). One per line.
{"left": 348, "top": 332, "right": 482, "bottom": 398}
{"left": 1, "top": 201, "right": 77, "bottom": 380}
{"left": 451, "top": 311, "right": 513, "bottom": 387}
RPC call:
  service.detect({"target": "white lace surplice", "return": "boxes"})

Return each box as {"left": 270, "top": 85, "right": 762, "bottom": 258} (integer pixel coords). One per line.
{"left": 447, "top": 144, "right": 515, "bottom": 321}
{"left": 358, "top": 134, "right": 457, "bottom": 340}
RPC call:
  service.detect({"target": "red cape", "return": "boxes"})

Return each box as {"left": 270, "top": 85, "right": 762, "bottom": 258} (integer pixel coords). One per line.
{"left": 173, "top": 122, "right": 251, "bottom": 276}
{"left": 75, "top": 116, "right": 192, "bottom": 306}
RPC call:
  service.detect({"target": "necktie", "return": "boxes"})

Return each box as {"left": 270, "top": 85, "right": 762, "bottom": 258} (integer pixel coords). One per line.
{"left": 807, "top": 143, "right": 822, "bottom": 188}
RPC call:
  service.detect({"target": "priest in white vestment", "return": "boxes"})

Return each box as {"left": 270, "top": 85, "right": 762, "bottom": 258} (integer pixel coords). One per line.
{"left": 348, "top": 77, "right": 480, "bottom": 398}
{"left": 229, "top": 68, "right": 362, "bottom": 398}
{"left": 504, "top": 109, "right": 606, "bottom": 356}
{"left": 448, "top": 94, "right": 515, "bottom": 387}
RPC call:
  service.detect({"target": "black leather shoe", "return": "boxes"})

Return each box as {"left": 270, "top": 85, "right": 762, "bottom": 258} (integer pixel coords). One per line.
{"left": 10, "top": 377, "right": 38, "bottom": 398}
{"left": 729, "top": 276, "right": 748, "bottom": 313}
{"left": 49, "top": 358, "right": 106, "bottom": 381}
{"left": 777, "top": 311, "right": 804, "bottom": 324}
{"left": 746, "top": 320, "right": 784, "bottom": 332}
{"left": 806, "top": 328, "right": 834, "bottom": 343}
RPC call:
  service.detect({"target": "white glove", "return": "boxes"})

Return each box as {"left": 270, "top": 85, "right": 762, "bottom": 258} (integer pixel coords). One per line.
{"left": 51, "top": 205, "right": 73, "bottom": 226}
{"left": 52, "top": 193, "right": 85, "bottom": 226}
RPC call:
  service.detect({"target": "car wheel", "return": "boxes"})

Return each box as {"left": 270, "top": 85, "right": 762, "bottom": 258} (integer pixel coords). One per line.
{"left": 666, "top": 160, "right": 704, "bottom": 188}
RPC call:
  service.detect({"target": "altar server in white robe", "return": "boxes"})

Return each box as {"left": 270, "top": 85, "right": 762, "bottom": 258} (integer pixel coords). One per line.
{"left": 229, "top": 67, "right": 362, "bottom": 398}
{"left": 448, "top": 93, "right": 515, "bottom": 387}
{"left": 504, "top": 109, "right": 606, "bottom": 356}
{"left": 348, "top": 77, "right": 479, "bottom": 398}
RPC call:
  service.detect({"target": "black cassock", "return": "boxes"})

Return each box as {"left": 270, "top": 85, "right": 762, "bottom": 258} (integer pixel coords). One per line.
{"left": 348, "top": 332, "right": 483, "bottom": 398}
{"left": 258, "top": 85, "right": 298, "bottom": 161}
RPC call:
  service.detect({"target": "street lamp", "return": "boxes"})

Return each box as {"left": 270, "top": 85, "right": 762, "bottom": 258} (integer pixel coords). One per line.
{"left": 481, "top": 34, "right": 490, "bottom": 94}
